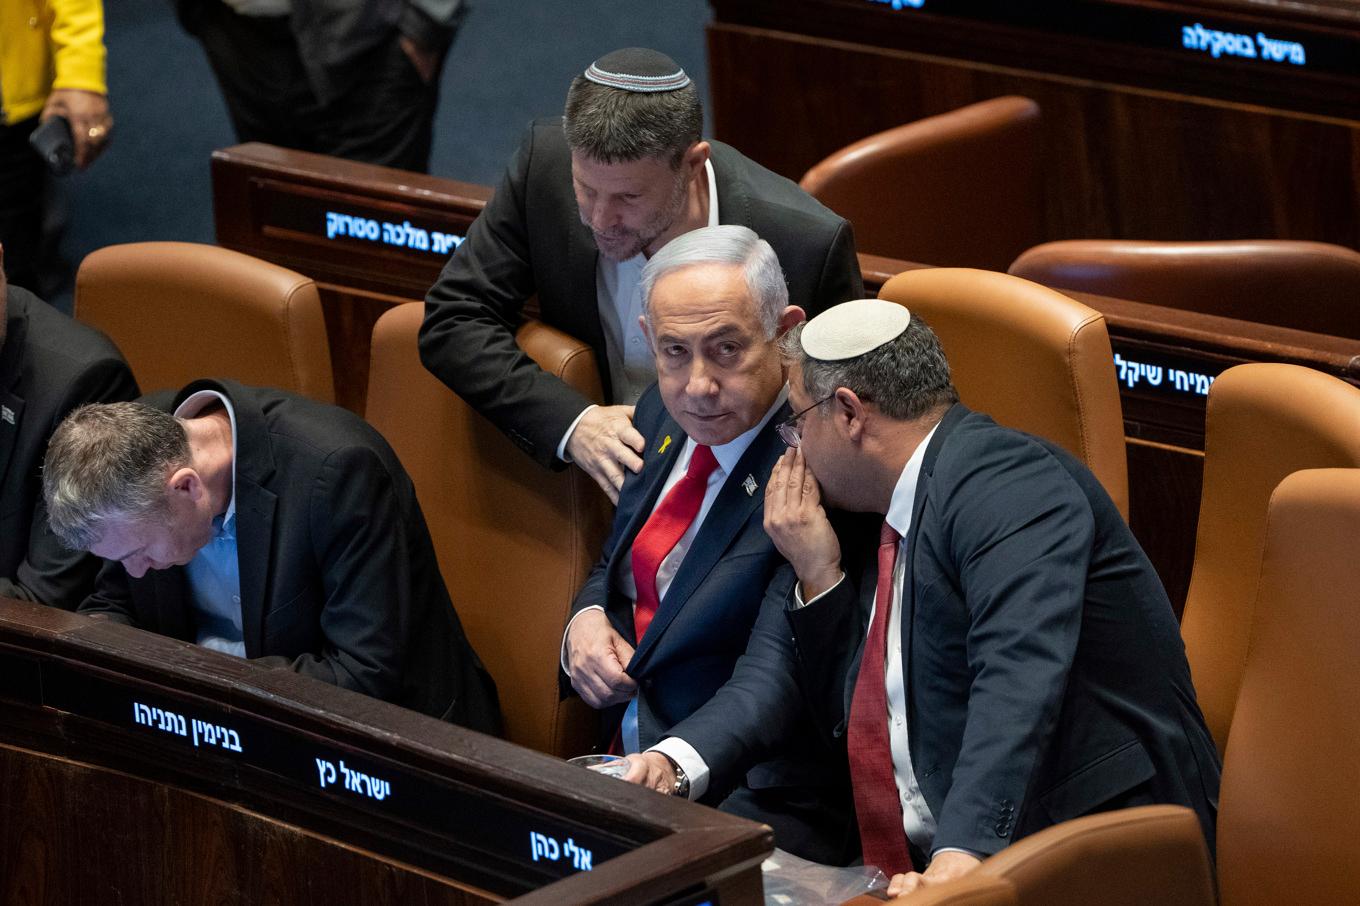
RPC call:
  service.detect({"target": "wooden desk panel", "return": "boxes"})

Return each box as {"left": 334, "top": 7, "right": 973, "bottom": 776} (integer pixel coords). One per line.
{"left": 707, "top": 0, "right": 1360, "bottom": 250}
{"left": 0, "top": 598, "right": 769, "bottom": 904}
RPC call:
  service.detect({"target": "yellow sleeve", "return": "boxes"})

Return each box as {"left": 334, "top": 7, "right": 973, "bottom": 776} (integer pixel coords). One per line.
{"left": 48, "top": 0, "right": 108, "bottom": 95}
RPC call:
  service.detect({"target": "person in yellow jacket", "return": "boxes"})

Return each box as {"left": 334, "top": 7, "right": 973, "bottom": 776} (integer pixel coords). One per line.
{"left": 0, "top": 0, "right": 113, "bottom": 292}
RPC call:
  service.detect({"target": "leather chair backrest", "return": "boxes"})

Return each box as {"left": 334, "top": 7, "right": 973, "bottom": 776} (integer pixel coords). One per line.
{"left": 364, "top": 303, "right": 610, "bottom": 757}
{"left": 1009, "top": 239, "right": 1360, "bottom": 340}
{"left": 1218, "top": 468, "right": 1360, "bottom": 906}
{"left": 1181, "top": 364, "right": 1360, "bottom": 753}
{"left": 801, "top": 96, "right": 1043, "bottom": 271}
{"left": 976, "top": 805, "right": 1215, "bottom": 906}
{"left": 877, "top": 267, "right": 1129, "bottom": 518}
{"left": 75, "top": 241, "right": 334, "bottom": 402}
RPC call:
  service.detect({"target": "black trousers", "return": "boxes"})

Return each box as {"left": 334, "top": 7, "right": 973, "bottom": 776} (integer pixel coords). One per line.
{"left": 0, "top": 117, "right": 47, "bottom": 293}
{"left": 192, "top": 1, "right": 440, "bottom": 173}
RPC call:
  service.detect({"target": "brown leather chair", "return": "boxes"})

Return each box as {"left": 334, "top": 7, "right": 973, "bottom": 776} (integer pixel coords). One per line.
{"left": 974, "top": 806, "right": 1215, "bottom": 906}
{"left": 1180, "top": 364, "right": 1360, "bottom": 754}
{"left": 877, "top": 267, "right": 1129, "bottom": 518}
{"left": 364, "top": 303, "right": 610, "bottom": 757}
{"left": 74, "top": 241, "right": 334, "bottom": 401}
{"left": 1218, "top": 468, "right": 1360, "bottom": 906}
{"left": 843, "top": 876, "right": 1015, "bottom": 906}
{"left": 1009, "top": 239, "right": 1360, "bottom": 340}
{"left": 800, "top": 96, "right": 1043, "bottom": 271}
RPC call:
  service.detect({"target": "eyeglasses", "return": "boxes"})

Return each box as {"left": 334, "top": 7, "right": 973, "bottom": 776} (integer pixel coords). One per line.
{"left": 776, "top": 394, "right": 835, "bottom": 447}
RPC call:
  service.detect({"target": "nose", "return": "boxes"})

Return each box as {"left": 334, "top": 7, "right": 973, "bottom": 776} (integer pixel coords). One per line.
{"left": 123, "top": 556, "right": 150, "bottom": 579}
{"left": 685, "top": 359, "right": 720, "bottom": 399}
{"left": 588, "top": 199, "right": 621, "bottom": 232}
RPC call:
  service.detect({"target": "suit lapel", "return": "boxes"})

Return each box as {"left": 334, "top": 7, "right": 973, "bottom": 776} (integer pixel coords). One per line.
{"left": 606, "top": 414, "right": 686, "bottom": 637}
{"left": 0, "top": 294, "right": 29, "bottom": 489}
{"left": 628, "top": 412, "right": 787, "bottom": 671}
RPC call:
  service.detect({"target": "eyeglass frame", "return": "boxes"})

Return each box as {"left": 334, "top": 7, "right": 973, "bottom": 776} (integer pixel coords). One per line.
{"left": 776, "top": 393, "right": 836, "bottom": 447}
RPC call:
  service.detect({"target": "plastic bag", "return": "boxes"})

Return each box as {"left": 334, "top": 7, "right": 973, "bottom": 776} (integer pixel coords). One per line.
{"left": 761, "top": 847, "right": 888, "bottom": 904}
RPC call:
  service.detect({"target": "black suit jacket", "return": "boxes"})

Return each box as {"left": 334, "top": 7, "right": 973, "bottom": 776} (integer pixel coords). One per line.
{"left": 790, "top": 405, "right": 1221, "bottom": 858}
{"left": 419, "top": 119, "right": 864, "bottom": 468}
{"left": 79, "top": 379, "right": 501, "bottom": 733}
{"left": 567, "top": 384, "right": 854, "bottom": 864}
{"left": 0, "top": 288, "right": 139, "bottom": 609}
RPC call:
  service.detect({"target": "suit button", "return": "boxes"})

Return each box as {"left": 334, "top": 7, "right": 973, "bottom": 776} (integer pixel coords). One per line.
{"left": 995, "top": 824, "right": 1009, "bottom": 837}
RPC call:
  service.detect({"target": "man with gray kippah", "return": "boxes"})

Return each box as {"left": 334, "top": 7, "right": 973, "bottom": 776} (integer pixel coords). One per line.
{"left": 41, "top": 379, "right": 501, "bottom": 732}
{"left": 763, "top": 300, "right": 1218, "bottom": 894}
{"left": 420, "top": 47, "right": 862, "bottom": 504}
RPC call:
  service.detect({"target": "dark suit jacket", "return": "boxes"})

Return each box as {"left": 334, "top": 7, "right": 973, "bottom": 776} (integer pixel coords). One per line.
{"left": 79, "top": 379, "right": 501, "bottom": 734}
{"left": 419, "top": 119, "right": 864, "bottom": 468}
{"left": 0, "top": 288, "right": 139, "bottom": 609}
{"left": 789, "top": 405, "right": 1221, "bottom": 858}
{"left": 567, "top": 384, "right": 854, "bottom": 864}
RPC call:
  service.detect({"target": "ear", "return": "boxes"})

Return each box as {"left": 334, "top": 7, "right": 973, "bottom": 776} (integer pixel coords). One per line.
{"left": 166, "top": 467, "right": 203, "bottom": 504}
{"left": 777, "top": 305, "right": 805, "bottom": 335}
{"left": 682, "top": 141, "right": 710, "bottom": 179}
{"left": 833, "top": 388, "right": 871, "bottom": 443}
{"left": 638, "top": 313, "right": 654, "bottom": 350}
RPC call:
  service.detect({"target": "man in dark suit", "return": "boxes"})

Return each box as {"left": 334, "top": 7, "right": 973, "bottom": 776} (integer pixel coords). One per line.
{"left": 562, "top": 225, "right": 854, "bottom": 864}
{"left": 764, "top": 301, "right": 1219, "bottom": 895}
{"left": 41, "top": 378, "right": 500, "bottom": 732}
{"left": 420, "top": 48, "right": 862, "bottom": 505}
{"left": 0, "top": 245, "right": 139, "bottom": 609}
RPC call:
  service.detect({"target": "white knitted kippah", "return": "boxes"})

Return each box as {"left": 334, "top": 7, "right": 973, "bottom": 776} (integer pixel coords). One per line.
{"left": 801, "top": 299, "right": 912, "bottom": 361}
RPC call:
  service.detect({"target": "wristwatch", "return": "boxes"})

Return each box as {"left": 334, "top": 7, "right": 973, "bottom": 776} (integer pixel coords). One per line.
{"left": 660, "top": 752, "right": 690, "bottom": 798}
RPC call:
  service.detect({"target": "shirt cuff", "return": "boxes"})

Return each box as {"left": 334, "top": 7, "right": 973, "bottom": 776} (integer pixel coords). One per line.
{"left": 556, "top": 405, "right": 597, "bottom": 463}
{"left": 649, "top": 736, "right": 710, "bottom": 801}
{"left": 931, "top": 846, "right": 985, "bottom": 862}
{"left": 560, "top": 605, "right": 605, "bottom": 674}
{"left": 791, "top": 572, "right": 846, "bottom": 609}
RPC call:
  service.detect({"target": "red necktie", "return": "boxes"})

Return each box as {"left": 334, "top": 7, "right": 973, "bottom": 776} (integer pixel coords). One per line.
{"left": 847, "top": 521, "right": 915, "bottom": 875}
{"left": 630, "top": 444, "right": 720, "bottom": 642}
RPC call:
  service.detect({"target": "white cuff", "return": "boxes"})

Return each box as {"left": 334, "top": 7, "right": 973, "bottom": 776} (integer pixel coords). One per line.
{"left": 931, "top": 846, "right": 984, "bottom": 862}
{"left": 791, "top": 572, "right": 846, "bottom": 609}
{"left": 649, "top": 736, "right": 710, "bottom": 800}
{"left": 557, "top": 405, "right": 597, "bottom": 462}
{"left": 560, "top": 605, "right": 605, "bottom": 674}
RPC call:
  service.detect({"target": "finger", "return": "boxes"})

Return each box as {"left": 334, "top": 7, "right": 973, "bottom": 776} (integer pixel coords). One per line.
{"left": 618, "top": 422, "right": 646, "bottom": 456}
{"left": 887, "top": 872, "right": 925, "bottom": 897}
{"left": 620, "top": 756, "right": 648, "bottom": 785}
{"left": 612, "top": 439, "right": 645, "bottom": 474}
{"left": 586, "top": 466, "right": 620, "bottom": 504}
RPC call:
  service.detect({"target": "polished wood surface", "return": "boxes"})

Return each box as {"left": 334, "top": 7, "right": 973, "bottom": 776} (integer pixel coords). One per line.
{"left": 0, "top": 597, "right": 770, "bottom": 904}
{"left": 707, "top": 1, "right": 1360, "bottom": 251}
{"left": 210, "top": 143, "right": 1360, "bottom": 608}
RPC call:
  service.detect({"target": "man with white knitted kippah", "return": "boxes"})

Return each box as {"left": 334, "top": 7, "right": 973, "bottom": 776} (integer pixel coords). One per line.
{"left": 420, "top": 47, "right": 863, "bottom": 503}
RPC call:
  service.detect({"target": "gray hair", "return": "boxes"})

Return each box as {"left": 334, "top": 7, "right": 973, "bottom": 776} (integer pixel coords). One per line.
{"left": 563, "top": 76, "right": 702, "bottom": 167}
{"left": 640, "top": 225, "right": 789, "bottom": 338}
{"left": 779, "top": 315, "right": 959, "bottom": 421}
{"left": 42, "top": 402, "right": 190, "bottom": 549}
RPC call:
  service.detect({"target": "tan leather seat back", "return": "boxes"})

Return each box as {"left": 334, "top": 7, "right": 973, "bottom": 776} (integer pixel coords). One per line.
{"left": 1182, "top": 364, "right": 1360, "bottom": 753}
{"left": 878, "top": 267, "right": 1129, "bottom": 518}
{"left": 977, "top": 806, "right": 1214, "bottom": 906}
{"left": 365, "top": 303, "right": 609, "bottom": 756}
{"left": 801, "top": 96, "right": 1042, "bottom": 270}
{"left": 1219, "top": 468, "right": 1360, "bottom": 906}
{"left": 75, "top": 241, "right": 334, "bottom": 401}
{"left": 1009, "top": 239, "right": 1360, "bottom": 340}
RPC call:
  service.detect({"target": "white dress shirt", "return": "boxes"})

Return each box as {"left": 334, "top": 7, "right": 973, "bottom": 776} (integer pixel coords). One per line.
{"left": 562, "top": 387, "right": 787, "bottom": 798}
{"left": 175, "top": 390, "right": 244, "bottom": 658}
{"left": 556, "top": 158, "right": 721, "bottom": 460}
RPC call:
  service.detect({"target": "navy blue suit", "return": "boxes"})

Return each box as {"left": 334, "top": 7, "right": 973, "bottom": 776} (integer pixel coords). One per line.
{"left": 567, "top": 383, "right": 854, "bottom": 864}
{"left": 789, "top": 405, "right": 1221, "bottom": 858}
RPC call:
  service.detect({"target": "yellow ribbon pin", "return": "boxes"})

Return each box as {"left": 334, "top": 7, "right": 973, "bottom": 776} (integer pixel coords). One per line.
{"left": 658, "top": 435, "right": 672, "bottom": 454}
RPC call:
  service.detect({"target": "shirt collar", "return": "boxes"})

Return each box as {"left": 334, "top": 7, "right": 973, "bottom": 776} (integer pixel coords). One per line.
{"left": 885, "top": 421, "right": 941, "bottom": 540}
{"left": 173, "top": 390, "right": 238, "bottom": 527}
{"left": 680, "top": 384, "right": 788, "bottom": 477}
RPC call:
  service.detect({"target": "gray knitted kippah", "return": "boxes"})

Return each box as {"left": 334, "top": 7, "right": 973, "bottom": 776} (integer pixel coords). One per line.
{"left": 584, "top": 48, "right": 691, "bottom": 93}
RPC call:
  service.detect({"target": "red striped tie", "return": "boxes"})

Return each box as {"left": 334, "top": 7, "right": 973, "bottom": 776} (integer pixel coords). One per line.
{"left": 630, "top": 444, "right": 720, "bottom": 642}
{"left": 847, "top": 520, "right": 915, "bottom": 875}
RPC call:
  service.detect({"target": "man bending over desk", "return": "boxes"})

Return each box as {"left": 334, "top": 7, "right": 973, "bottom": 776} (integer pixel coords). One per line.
{"left": 41, "top": 378, "right": 501, "bottom": 733}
